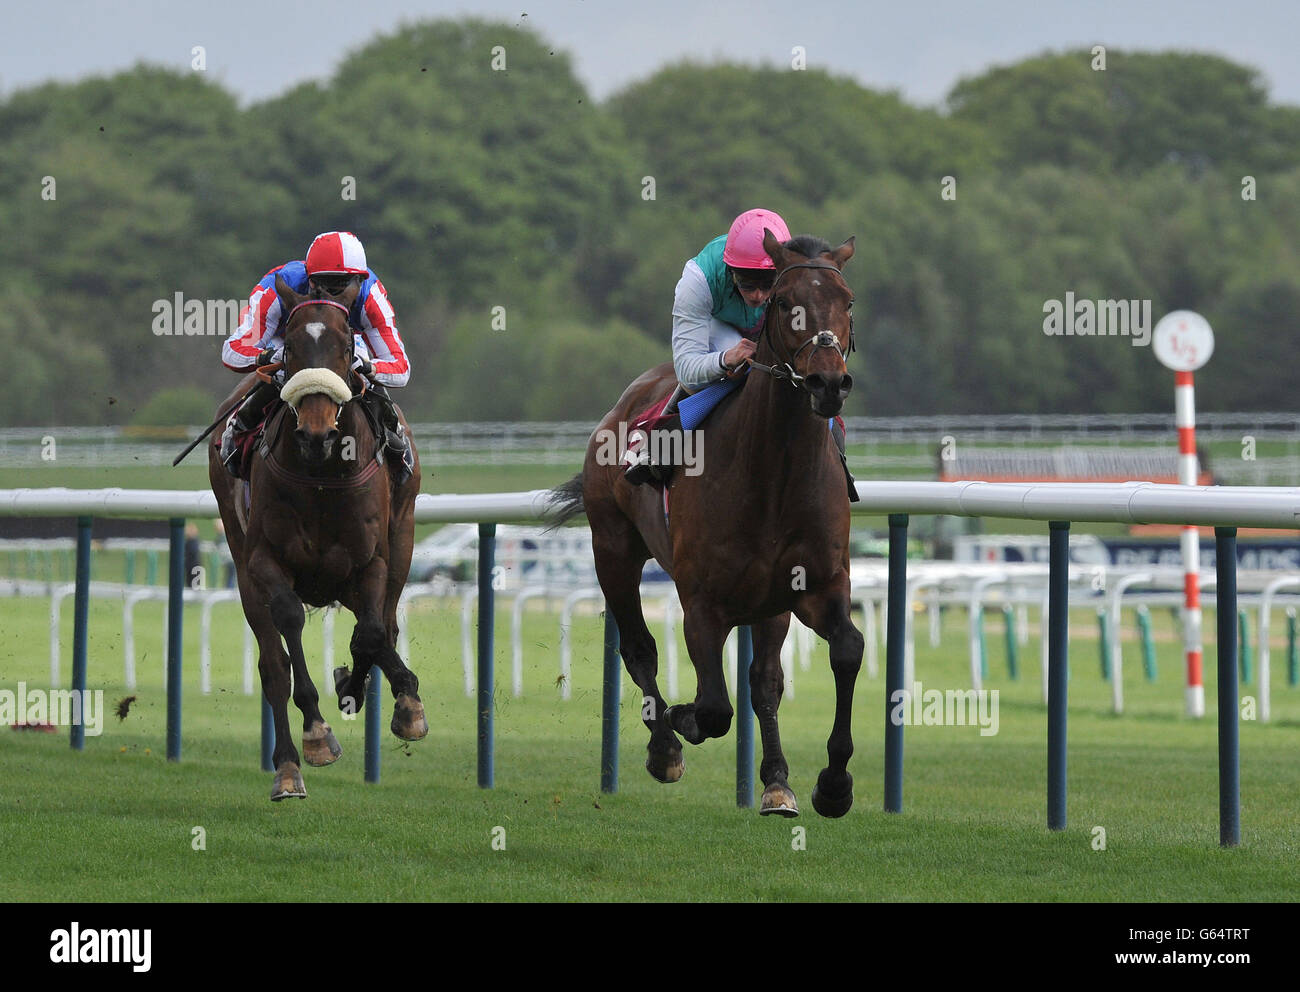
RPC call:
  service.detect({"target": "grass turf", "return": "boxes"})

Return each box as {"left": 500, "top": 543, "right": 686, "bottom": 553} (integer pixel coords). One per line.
{"left": 1, "top": 593, "right": 1297, "bottom": 902}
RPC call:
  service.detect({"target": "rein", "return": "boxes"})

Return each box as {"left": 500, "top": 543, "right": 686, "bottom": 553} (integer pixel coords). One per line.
{"left": 747, "top": 261, "right": 854, "bottom": 390}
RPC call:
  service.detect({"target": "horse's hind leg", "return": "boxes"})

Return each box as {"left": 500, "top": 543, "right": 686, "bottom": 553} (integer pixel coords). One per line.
{"left": 590, "top": 513, "right": 683, "bottom": 783}
{"left": 341, "top": 558, "right": 427, "bottom": 742}
{"left": 794, "top": 579, "right": 864, "bottom": 818}
{"left": 751, "top": 613, "right": 799, "bottom": 817}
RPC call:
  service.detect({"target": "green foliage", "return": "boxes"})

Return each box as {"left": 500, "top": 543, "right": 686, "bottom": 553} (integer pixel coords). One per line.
{"left": 2, "top": 26, "right": 1299, "bottom": 426}
{"left": 130, "top": 386, "right": 219, "bottom": 427}
{"left": 430, "top": 306, "right": 666, "bottom": 421}
{"left": 949, "top": 49, "right": 1294, "bottom": 175}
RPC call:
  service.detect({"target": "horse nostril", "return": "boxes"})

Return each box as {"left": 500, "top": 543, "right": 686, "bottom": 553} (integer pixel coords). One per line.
{"left": 840, "top": 373, "right": 854, "bottom": 395}
{"left": 325, "top": 430, "right": 339, "bottom": 446}
{"left": 805, "top": 373, "right": 827, "bottom": 395}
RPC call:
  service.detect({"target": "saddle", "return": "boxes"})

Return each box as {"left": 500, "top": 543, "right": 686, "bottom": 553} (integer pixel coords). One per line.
{"left": 624, "top": 379, "right": 746, "bottom": 490}
{"left": 625, "top": 373, "right": 858, "bottom": 501}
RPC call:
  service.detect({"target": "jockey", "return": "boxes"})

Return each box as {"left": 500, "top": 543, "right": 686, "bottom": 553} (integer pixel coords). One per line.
{"left": 672, "top": 206, "right": 790, "bottom": 392}
{"left": 218, "top": 231, "right": 414, "bottom": 482}
{"left": 624, "top": 208, "right": 788, "bottom": 485}
{"left": 624, "top": 207, "right": 857, "bottom": 497}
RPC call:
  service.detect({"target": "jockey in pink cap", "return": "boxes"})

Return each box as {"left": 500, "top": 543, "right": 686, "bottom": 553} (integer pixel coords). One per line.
{"left": 624, "top": 208, "right": 789, "bottom": 485}
{"left": 625, "top": 208, "right": 858, "bottom": 495}
{"left": 218, "top": 231, "right": 414, "bottom": 482}
{"left": 673, "top": 207, "right": 791, "bottom": 389}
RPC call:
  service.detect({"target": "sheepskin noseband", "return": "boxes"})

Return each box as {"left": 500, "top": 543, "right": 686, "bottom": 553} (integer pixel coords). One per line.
{"left": 280, "top": 368, "right": 353, "bottom": 409}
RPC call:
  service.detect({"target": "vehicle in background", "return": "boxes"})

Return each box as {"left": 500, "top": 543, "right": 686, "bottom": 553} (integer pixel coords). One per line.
{"left": 408, "top": 524, "right": 669, "bottom": 593}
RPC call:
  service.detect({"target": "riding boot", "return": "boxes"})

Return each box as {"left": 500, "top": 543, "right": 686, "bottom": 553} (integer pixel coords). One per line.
{"left": 363, "top": 382, "right": 414, "bottom": 486}
{"left": 219, "top": 378, "right": 280, "bottom": 477}
{"left": 625, "top": 384, "right": 687, "bottom": 487}
{"left": 831, "top": 417, "right": 860, "bottom": 503}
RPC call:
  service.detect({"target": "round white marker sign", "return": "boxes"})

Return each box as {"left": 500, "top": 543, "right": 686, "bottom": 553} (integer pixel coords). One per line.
{"left": 1152, "top": 310, "right": 1214, "bottom": 371}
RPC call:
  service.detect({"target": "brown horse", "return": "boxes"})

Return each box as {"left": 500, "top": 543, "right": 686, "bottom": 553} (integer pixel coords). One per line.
{"left": 208, "top": 275, "right": 426, "bottom": 800}
{"left": 549, "top": 231, "right": 863, "bottom": 817}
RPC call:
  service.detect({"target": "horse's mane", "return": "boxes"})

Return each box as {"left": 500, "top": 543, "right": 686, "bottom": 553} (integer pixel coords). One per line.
{"left": 784, "top": 234, "right": 832, "bottom": 259}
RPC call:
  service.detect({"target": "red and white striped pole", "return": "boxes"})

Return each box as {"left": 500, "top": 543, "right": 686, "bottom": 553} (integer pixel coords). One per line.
{"left": 1153, "top": 310, "right": 1215, "bottom": 719}
{"left": 1176, "top": 370, "right": 1204, "bottom": 717}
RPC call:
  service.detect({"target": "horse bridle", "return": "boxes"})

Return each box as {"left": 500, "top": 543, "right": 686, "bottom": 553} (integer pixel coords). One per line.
{"left": 282, "top": 298, "right": 365, "bottom": 431}
{"left": 747, "top": 261, "right": 855, "bottom": 390}
{"left": 257, "top": 297, "right": 384, "bottom": 489}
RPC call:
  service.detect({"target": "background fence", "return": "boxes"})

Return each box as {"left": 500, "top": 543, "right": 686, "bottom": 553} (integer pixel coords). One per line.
{"left": 4, "top": 480, "right": 1298, "bottom": 847}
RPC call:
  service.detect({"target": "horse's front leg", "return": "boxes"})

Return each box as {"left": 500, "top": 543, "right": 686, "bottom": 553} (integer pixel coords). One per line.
{"left": 247, "top": 550, "right": 340, "bottom": 793}
{"left": 751, "top": 613, "right": 799, "bottom": 816}
{"left": 341, "top": 557, "right": 427, "bottom": 743}
{"left": 667, "top": 603, "right": 733, "bottom": 744}
{"left": 794, "top": 573, "right": 864, "bottom": 818}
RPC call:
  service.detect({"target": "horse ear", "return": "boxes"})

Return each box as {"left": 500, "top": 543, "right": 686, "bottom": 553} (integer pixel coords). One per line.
{"left": 274, "top": 274, "right": 305, "bottom": 312}
{"left": 762, "top": 228, "right": 787, "bottom": 269}
{"left": 338, "top": 280, "right": 361, "bottom": 309}
{"left": 828, "top": 236, "right": 855, "bottom": 270}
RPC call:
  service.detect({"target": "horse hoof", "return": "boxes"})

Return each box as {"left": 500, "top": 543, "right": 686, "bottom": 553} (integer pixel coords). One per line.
{"left": 270, "top": 762, "right": 307, "bottom": 801}
{"left": 810, "top": 770, "right": 853, "bottom": 818}
{"left": 334, "top": 667, "right": 359, "bottom": 714}
{"left": 760, "top": 782, "right": 800, "bottom": 817}
{"left": 302, "top": 722, "right": 342, "bottom": 767}
{"left": 390, "top": 694, "right": 428, "bottom": 742}
{"left": 645, "top": 750, "right": 684, "bottom": 784}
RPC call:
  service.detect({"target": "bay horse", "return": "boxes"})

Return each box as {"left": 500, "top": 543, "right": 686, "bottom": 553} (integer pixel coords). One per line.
{"left": 208, "top": 275, "right": 426, "bottom": 800}
{"left": 549, "top": 231, "right": 863, "bottom": 817}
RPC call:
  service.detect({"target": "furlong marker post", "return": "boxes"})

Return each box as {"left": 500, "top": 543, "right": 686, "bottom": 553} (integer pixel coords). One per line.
{"left": 1152, "top": 310, "right": 1215, "bottom": 718}
{"left": 1176, "top": 371, "right": 1204, "bottom": 718}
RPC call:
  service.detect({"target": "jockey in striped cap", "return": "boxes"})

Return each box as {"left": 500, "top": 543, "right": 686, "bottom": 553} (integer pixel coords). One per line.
{"left": 218, "top": 231, "right": 414, "bottom": 482}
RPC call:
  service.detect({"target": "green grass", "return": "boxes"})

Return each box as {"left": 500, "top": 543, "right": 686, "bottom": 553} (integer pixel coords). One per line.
{"left": 1, "top": 593, "right": 1297, "bottom": 902}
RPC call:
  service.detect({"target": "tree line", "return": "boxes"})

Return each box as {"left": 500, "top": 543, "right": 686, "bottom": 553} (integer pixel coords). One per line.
{"left": 2, "top": 19, "right": 1297, "bottom": 426}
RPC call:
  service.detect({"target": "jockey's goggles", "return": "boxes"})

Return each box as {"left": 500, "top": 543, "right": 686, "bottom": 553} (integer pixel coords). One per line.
{"left": 310, "top": 273, "right": 361, "bottom": 296}
{"left": 731, "top": 268, "right": 777, "bottom": 293}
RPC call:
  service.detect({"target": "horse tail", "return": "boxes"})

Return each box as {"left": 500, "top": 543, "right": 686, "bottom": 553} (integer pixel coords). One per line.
{"left": 544, "top": 471, "right": 585, "bottom": 530}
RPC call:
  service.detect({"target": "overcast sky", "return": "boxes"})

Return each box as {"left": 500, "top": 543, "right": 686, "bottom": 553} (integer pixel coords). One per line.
{"left": 5, "top": 0, "right": 1299, "bottom": 108}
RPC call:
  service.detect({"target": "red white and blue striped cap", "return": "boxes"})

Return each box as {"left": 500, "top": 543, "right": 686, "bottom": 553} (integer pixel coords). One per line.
{"left": 305, "top": 231, "right": 369, "bottom": 277}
